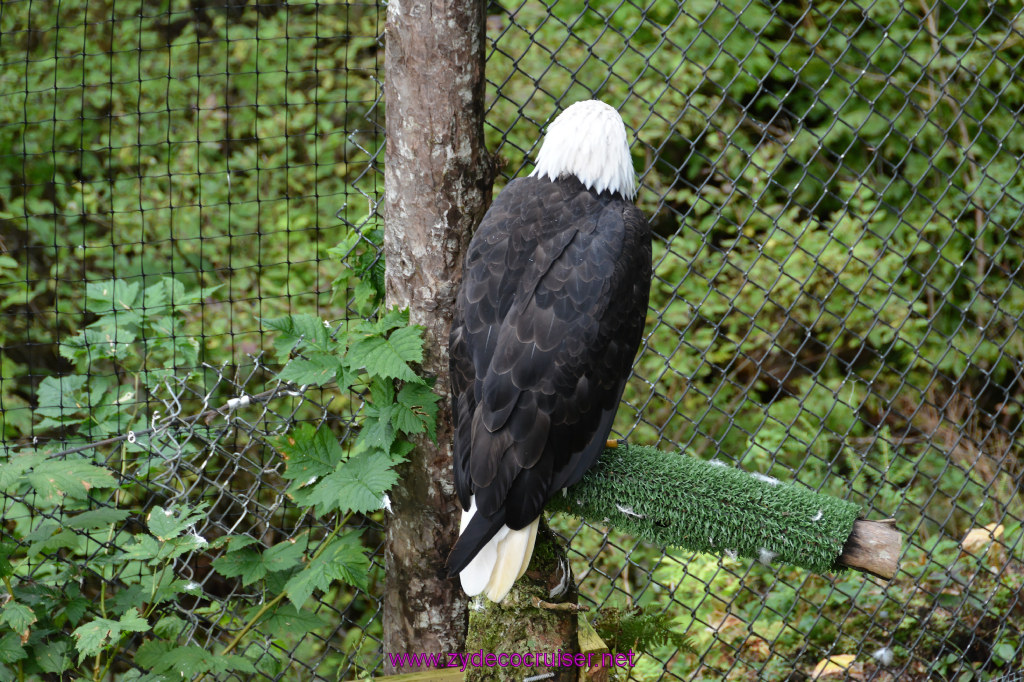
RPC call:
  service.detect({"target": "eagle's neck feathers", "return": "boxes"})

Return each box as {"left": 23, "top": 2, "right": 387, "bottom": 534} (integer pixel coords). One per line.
{"left": 529, "top": 100, "right": 637, "bottom": 200}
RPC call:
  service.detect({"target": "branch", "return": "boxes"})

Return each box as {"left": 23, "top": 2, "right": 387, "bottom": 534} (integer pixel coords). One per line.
{"left": 547, "top": 444, "right": 901, "bottom": 579}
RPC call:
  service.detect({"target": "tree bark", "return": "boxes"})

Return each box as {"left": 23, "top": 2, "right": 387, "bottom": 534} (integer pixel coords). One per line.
{"left": 382, "top": 0, "right": 491, "bottom": 668}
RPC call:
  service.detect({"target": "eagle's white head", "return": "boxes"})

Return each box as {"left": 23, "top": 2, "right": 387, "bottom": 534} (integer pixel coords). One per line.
{"left": 529, "top": 100, "right": 637, "bottom": 200}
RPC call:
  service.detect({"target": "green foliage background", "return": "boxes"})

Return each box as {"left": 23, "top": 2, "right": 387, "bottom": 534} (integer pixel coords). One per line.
{"left": 2, "top": 0, "right": 1023, "bottom": 679}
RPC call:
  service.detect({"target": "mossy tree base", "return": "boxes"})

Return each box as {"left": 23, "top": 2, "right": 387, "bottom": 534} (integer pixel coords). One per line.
{"left": 465, "top": 519, "right": 580, "bottom": 682}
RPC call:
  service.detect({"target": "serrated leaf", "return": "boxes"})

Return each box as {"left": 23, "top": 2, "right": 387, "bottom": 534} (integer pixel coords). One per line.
{"left": 220, "top": 535, "right": 260, "bottom": 551}
{"left": 138, "top": 573, "right": 191, "bottom": 606}
{"left": 213, "top": 536, "right": 307, "bottom": 586}
{"left": 273, "top": 423, "right": 345, "bottom": 484}
{"left": 262, "top": 537, "right": 307, "bottom": 574}
{"left": 147, "top": 504, "right": 207, "bottom": 541}
{"left": 390, "top": 440, "right": 415, "bottom": 462}
{"left": 0, "top": 632, "right": 26, "bottom": 664}
{"left": 26, "top": 529, "right": 81, "bottom": 559}
{"left": 212, "top": 549, "right": 266, "bottom": 586}
{"left": 310, "top": 451, "right": 398, "bottom": 516}
{"left": 66, "top": 508, "right": 131, "bottom": 529}
{"left": 115, "top": 670, "right": 167, "bottom": 682}
{"left": 119, "top": 608, "right": 150, "bottom": 631}
{"left": 33, "top": 375, "right": 88, "bottom": 419}
{"left": 85, "top": 279, "right": 140, "bottom": 314}
{"left": 153, "top": 615, "right": 188, "bottom": 640}
{"left": 72, "top": 608, "right": 149, "bottom": 662}
{"left": 137, "top": 640, "right": 255, "bottom": 677}
{"left": 143, "top": 644, "right": 213, "bottom": 676}
{"left": 349, "top": 325, "right": 425, "bottom": 382}
{"left": 1, "top": 602, "right": 36, "bottom": 643}
{"left": 279, "top": 353, "right": 344, "bottom": 386}
{"left": 211, "top": 653, "right": 257, "bottom": 675}
{"left": 33, "top": 640, "right": 72, "bottom": 674}
{"left": 56, "top": 591, "right": 91, "bottom": 627}
{"left": 396, "top": 382, "right": 441, "bottom": 441}
{"left": 108, "top": 585, "right": 147, "bottom": 615}
{"left": 0, "top": 452, "right": 45, "bottom": 492}
{"left": 263, "top": 314, "right": 332, "bottom": 355}
{"left": 141, "top": 279, "right": 169, "bottom": 312}
{"left": 284, "top": 531, "right": 370, "bottom": 608}
{"left": 27, "top": 458, "right": 116, "bottom": 502}
{"left": 356, "top": 402, "right": 398, "bottom": 454}
{"left": 367, "top": 306, "right": 409, "bottom": 334}
{"left": 253, "top": 604, "right": 328, "bottom": 639}
{"left": 134, "top": 639, "right": 175, "bottom": 670}
{"left": 120, "top": 535, "right": 161, "bottom": 564}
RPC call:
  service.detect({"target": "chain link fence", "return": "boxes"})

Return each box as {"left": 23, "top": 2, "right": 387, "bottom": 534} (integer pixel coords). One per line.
{"left": 3, "top": 0, "right": 1023, "bottom": 680}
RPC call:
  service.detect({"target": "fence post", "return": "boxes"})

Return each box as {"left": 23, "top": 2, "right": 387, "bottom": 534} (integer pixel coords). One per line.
{"left": 382, "top": 0, "right": 492, "bottom": 667}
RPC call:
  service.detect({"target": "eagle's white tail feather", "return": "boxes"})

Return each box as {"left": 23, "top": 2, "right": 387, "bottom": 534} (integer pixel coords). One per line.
{"left": 516, "top": 517, "right": 539, "bottom": 578}
{"left": 458, "top": 496, "right": 540, "bottom": 602}
{"left": 483, "top": 516, "right": 539, "bottom": 602}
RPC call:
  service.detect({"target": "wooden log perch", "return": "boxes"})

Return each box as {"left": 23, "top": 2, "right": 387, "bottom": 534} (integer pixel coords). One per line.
{"left": 839, "top": 518, "right": 902, "bottom": 579}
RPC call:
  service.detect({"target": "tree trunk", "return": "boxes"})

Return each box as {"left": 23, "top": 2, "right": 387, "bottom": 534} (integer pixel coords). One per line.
{"left": 382, "top": 0, "right": 491, "bottom": 668}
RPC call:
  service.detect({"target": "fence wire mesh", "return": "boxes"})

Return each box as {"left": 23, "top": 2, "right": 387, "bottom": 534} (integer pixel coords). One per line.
{"left": 2, "top": 0, "right": 1023, "bottom": 680}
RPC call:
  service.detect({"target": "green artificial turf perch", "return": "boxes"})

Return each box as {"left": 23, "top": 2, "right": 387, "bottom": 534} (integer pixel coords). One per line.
{"left": 546, "top": 443, "right": 862, "bottom": 575}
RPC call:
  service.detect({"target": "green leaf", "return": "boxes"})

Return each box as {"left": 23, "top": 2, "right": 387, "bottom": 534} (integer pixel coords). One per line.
{"left": 33, "top": 375, "right": 88, "bottom": 419}
{"left": 0, "top": 632, "right": 26, "bottom": 664}
{"left": 311, "top": 450, "right": 397, "bottom": 516}
{"left": 278, "top": 353, "right": 344, "bottom": 386}
{"left": 55, "top": 589, "right": 90, "bottom": 627}
{"left": 147, "top": 504, "right": 207, "bottom": 541}
{"left": 138, "top": 640, "right": 256, "bottom": 676}
{"left": 27, "top": 458, "right": 116, "bottom": 502}
{"left": 396, "top": 382, "right": 440, "bottom": 441}
{"left": 33, "top": 640, "right": 72, "bottom": 674}
{"left": 212, "top": 549, "right": 266, "bottom": 586}
{"left": 26, "top": 529, "right": 81, "bottom": 559}
{"left": 211, "top": 653, "right": 257, "bottom": 675}
{"left": 349, "top": 325, "right": 425, "bottom": 382}
{"left": 134, "top": 639, "right": 175, "bottom": 670}
{"left": 356, "top": 400, "right": 398, "bottom": 454}
{"left": 120, "top": 535, "right": 161, "bottom": 564}
{"left": 108, "top": 585, "right": 147, "bottom": 615}
{"left": 1, "top": 602, "right": 36, "bottom": 641}
{"left": 252, "top": 604, "right": 328, "bottom": 639}
{"left": 263, "top": 314, "right": 332, "bottom": 355}
{"left": 72, "top": 608, "right": 149, "bottom": 662}
{"left": 0, "top": 542, "right": 14, "bottom": 578}
{"left": 367, "top": 306, "right": 410, "bottom": 334}
{"left": 0, "top": 452, "right": 45, "bottom": 492}
{"left": 213, "top": 535, "right": 307, "bottom": 586}
{"left": 284, "top": 531, "right": 369, "bottom": 608}
{"left": 66, "top": 508, "right": 131, "bottom": 529}
{"left": 274, "top": 423, "right": 345, "bottom": 484}
{"left": 85, "top": 279, "right": 140, "bottom": 315}
{"left": 153, "top": 615, "right": 188, "bottom": 640}
{"left": 138, "top": 573, "right": 191, "bottom": 606}
{"left": 262, "top": 537, "right": 308, "bottom": 574}
{"left": 140, "top": 642, "right": 210, "bottom": 676}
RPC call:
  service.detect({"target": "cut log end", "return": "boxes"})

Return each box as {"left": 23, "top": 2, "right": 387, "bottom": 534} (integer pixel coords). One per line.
{"left": 837, "top": 519, "right": 902, "bottom": 579}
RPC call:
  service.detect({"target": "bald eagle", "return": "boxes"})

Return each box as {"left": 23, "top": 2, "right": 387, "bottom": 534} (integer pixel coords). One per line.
{"left": 446, "top": 100, "right": 652, "bottom": 602}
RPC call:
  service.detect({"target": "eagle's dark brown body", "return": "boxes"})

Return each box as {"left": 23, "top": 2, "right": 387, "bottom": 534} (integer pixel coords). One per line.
{"left": 446, "top": 173, "right": 651, "bottom": 580}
